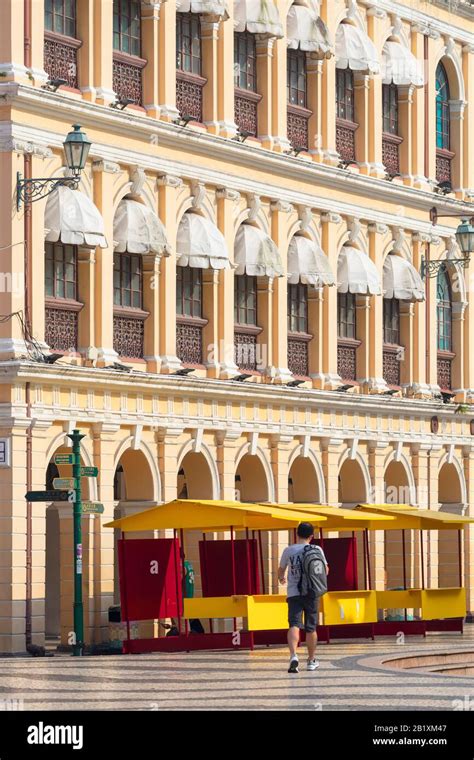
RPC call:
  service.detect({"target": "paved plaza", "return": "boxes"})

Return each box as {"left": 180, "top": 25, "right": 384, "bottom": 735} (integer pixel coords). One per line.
{"left": 0, "top": 630, "right": 473, "bottom": 711}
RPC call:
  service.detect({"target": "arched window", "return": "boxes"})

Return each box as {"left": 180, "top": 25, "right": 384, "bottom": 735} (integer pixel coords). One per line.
{"left": 113, "top": 252, "right": 145, "bottom": 359}
{"left": 234, "top": 32, "right": 260, "bottom": 137}
{"left": 437, "top": 269, "right": 453, "bottom": 390}
{"left": 44, "top": 0, "right": 79, "bottom": 89}
{"left": 288, "top": 283, "right": 309, "bottom": 377}
{"left": 234, "top": 274, "right": 259, "bottom": 371}
{"left": 436, "top": 63, "right": 453, "bottom": 186}
{"left": 436, "top": 63, "right": 450, "bottom": 151}
{"left": 287, "top": 48, "right": 310, "bottom": 151}
{"left": 176, "top": 266, "right": 204, "bottom": 365}
{"left": 112, "top": 0, "right": 144, "bottom": 106}
{"left": 437, "top": 270, "right": 452, "bottom": 352}
{"left": 44, "top": 242, "right": 80, "bottom": 353}
{"left": 336, "top": 68, "right": 356, "bottom": 163}
{"left": 176, "top": 12, "right": 204, "bottom": 123}
{"left": 337, "top": 292, "right": 358, "bottom": 381}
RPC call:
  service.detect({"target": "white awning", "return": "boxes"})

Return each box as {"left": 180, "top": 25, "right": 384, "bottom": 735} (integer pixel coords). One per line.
{"left": 383, "top": 254, "right": 425, "bottom": 302}
{"left": 337, "top": 246, "right": 381, "bottom": 295}
{"left": 382, "top": 40, "right": 424, "bottom": 86}
{"left": 176, "top": 0, "right": 229, "bottom": 17}
{"left": 336, "top": 23, "right": 380, "bottom": 74}
{"left": 234, "top": 0, "right": 283, "bottom": 38}
{"left": 235, "top": 224, "right": 283, "bottom": 278}
{"left": 44, "top": 186, "right": 107, "bottom": 249}
{"left": 114, "top": 199, "right": 171, "bottom": 256}
{"left": 176, "top": 212, "right": 230, "bottom": 269}
{"left": 288, "top": 236, "right": 335, "bottom": 287}
{"left": 287, "top": 4, "right": 333, "bottom": 57}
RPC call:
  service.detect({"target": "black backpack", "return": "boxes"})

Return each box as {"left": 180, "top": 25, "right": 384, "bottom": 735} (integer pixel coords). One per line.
{"left": 297, "top": 544, "right": 328, "bottom": 598}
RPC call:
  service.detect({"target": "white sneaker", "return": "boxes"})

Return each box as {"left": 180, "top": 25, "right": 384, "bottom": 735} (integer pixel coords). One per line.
{"left": 306, "top": 659, "right": 320, "bottom": 671}
{"left": 288, "top": 656, "right": 299, "bottom": 673}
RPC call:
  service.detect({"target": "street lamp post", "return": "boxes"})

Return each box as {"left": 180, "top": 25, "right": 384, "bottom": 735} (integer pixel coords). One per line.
{"left": 67, "top": 428, "right": 86, "bottom": 657}
{"left": 421, "top": 206, "right": 474, "bottom": 279}
{"left": 16, "top": 124, "right": 91, "bottom": 210}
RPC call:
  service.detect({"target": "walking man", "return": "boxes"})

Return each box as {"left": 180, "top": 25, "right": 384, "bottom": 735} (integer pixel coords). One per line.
{"left": 278, "top": 522, "right": 329, "bottom": 673}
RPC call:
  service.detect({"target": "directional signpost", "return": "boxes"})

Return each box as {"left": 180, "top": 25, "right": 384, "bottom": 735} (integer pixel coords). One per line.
{"left": 26, "top": 430, "right": 100, "bottom": 657}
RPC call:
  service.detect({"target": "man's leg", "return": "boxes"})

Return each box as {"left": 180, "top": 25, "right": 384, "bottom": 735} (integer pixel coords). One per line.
{"left": 288, "top": 625, "right": 300, "bottom": 657}
{"left": 306, "top": 630, "right": 317, "bottom": 661}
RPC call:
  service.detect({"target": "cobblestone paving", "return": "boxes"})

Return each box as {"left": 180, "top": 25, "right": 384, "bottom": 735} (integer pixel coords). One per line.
{"left": 1, "top": 631, "right": 474, "bottom": 711}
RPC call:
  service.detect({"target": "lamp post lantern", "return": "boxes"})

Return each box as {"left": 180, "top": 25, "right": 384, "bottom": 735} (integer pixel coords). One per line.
{"left": 420, "top": 206, "right": 474, "bottom": 279}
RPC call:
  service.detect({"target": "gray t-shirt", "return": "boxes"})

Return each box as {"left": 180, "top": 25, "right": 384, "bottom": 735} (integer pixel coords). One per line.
{"left": 279, "top": 543, "right": 328, "bottom": 598}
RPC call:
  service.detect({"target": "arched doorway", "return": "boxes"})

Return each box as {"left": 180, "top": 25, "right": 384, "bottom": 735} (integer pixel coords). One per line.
{"left": 288, "top": 456, "right": 320, "bottom": 503}
{"left": 235, "top": 453, "right": 271, "bottom": 503}
{"left": 177, "top": 451, "right": 215, "bottom": 500}
{"left": 384, "top": 460, "right": 412, "bottom": 590}
{"left": 438, "top": 462, "right": 464, "bottom": 588}
{"left": 338, "top": 457, "right": 367, "bottom": 505}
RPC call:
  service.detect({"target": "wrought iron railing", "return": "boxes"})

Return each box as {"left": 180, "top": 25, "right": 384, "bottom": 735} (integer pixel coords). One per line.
{"left": 336, "top": 118, "right": 358, "bottom": 164}
{"left": 437, "top": 351, "right": 454, "bottom": 390}
{"left": 337, "top": 338, "right": 359, "bottom": 381}
{"left": 436, "top": 148, "right": 454, "bottom": 185}
{"left": 113, "top": 52, "right": 147, "bottom": 106}
{"left": 234, "top": 327, "right": 259, "bottom": 371}
{"left": 113, "top": 308, "right": 148, "bottom": 359}
{"left": 383, "top": 345, "right": 402, "bottom": 387}
{"left": 177, "top": 317, "right": 206, "bottom": 365}
{"left": 287, "top": 105, "right": 311, "bottom": 152}
{"left": 44, "top": 31, "right": 81, "bottom": 90}
{"left": 45, "top": 299, "right": 82, "bottom": 353}
{"left": 288, "top": 332, "right": 311, "bottom": 377}
{"left": 176, "top": 71, "right": 207, "bottom": 123}
{"left": 234, "top": 88, "right": 261, "bottom": 137}
{"left": 382, "top": 133, "right": 402, "bottom": 176}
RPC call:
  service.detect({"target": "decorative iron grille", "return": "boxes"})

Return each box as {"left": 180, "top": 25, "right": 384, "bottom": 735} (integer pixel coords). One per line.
{"left": 382, "top": 133, "right": 401, "bottom": 176}
{"left": 45, "top": 305, "right": 78, "bottom": 353}
{"left": 234, "top": 330, "right": 258, "bottom": 371}
{"left": 44, "top": 32, "right": 80, "bottom": 89}
{"left": 288, "top": 338, "right": 309, "bottom": 377}
{"left": 113, "top": 54, "right": 145, "bottom": 106}
{"left": 177, "top": 320, "right": 203, "bottom": 365}
{"left": 383, "top": 345, "right": 401, "bottom": 386}
{"left": 436, "top": 149, "right": 453, "bottom": 185}
{"left": 337, "top": 339, "right": 357, "bottom": 381}
{"left": 176, "top": 71, "right": 206, "bottom": 123}
{"left": 287, "top": 105, "right": 311, "bottom": 151}
{"left": 336, "top": 118, "right": 357, "bottom": 163}
{"left": 234, "top": 89, "right": 260, "bottom": 137}
{"left": 437, "top": 353, "right": 453, "bottom": 390}
{"left": 113, "top": 314, "right": 145, "bottom": 358}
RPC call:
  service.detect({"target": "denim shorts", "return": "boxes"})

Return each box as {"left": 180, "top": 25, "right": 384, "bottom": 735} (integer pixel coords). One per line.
{"left": 287, "top": 594, "right": 320, "bottom": 633}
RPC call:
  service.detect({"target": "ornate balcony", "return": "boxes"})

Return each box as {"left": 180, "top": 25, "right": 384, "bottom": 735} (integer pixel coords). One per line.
{"left": 337, "top": 338, "right": 360, "bottom": 382}
{"left": 45, "top": 298, "right": 82, "bottom": 353}
{"left": 113, "top": 307, "right": 148, "bottom": 359}
{"left": 383, "top": 344, "right": 402, "bottom": 387}
{"left": 44, "top": 31, "right": 81, "bottom": 90}
{"left": 234, "top": 88, "right": 261, "bottom": 137}
{"left": 177, "top": 316, "right": 206, "bottom": 365}
{"left": 288, "top": 332, "right": 311, "bottom": 377}
{"left": 382, "top": 133, "right": 402, "bottom": 176}
{"left": 234, "top": 326, "right": 260, "bottom": 371}
{"left": 113, "top": 52, "right": 147, "bottom": 107}
{"left": 436, "top": 148, "right": 454, "bottom": 185}
{"left": 336, "top": 118, "right": 358, "bottom": 164}
{"left": 437, "top": 351, "right": 454, "bottom": 390}
{"left": 176, "top": 71, "right": 207, "bottom": 124}
{"left": 287, "top": 105, "right": 311, "bottom": 152}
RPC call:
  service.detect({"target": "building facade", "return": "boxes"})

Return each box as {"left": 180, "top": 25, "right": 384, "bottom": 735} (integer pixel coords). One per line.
{"left": 0, "top": 0, "right": 474, "bottom": 652}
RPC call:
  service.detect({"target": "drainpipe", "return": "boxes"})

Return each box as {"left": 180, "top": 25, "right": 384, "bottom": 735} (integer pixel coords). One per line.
{"left": 24, "top": 0, "right": 33, "bottom": 648}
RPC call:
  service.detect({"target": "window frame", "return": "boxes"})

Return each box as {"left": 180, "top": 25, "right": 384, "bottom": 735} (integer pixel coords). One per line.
{"left": 176, "top": 12, "right": 202, "bottom": 75}
{"left": 337, "top": 291, "right": 357, "bottom": 340}
{"left": 113, "top": 0, "right": 141, "bottom": 57}
{"left": 45, "top": 0, "right": 76, "bottom": 38}
{"left": 234, "top": 31, "right": 257, "bottom": 92}
{"left": 287, "top": 48, "right": 307, "bottom": 109}
{"left": 234, "top": 274, "right": 258, "bottom": 327}
{"left": 383, "top": 297, "right": 401, "bottom": 346}
{"left": 336, "top": 68, "right": 355, "bottom": 122}
{"left": 113, "top": 252, "right": 143, "bottom": 310}
{"left": 382, "top": 83, "right": 399, "bottom": 136}
{"left": 288, "top": 283, "right": 309, "bottom": 335}
{"left": 176, "top": 265, "right": 203, "bottom": 319}
{"left": 45, "top": 242, "right": 78, "bottom": 301}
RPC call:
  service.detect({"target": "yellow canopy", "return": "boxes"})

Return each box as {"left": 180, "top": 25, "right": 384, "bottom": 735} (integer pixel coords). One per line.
{"left": 268, "top": 503, "right": 395, "bottom": 531}
{"left": 355, "top": 503, "right": 474, "bottom": 531}
{"left": 105, "top": 498, "right": 329, "bottom": 533}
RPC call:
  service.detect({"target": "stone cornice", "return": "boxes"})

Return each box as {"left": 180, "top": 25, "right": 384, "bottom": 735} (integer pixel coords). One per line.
{"left": 3, "top": 89, "right": 474, "bottom": 237}
{"left": 377, "top": 0, "right": 474, "bottom": 40}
